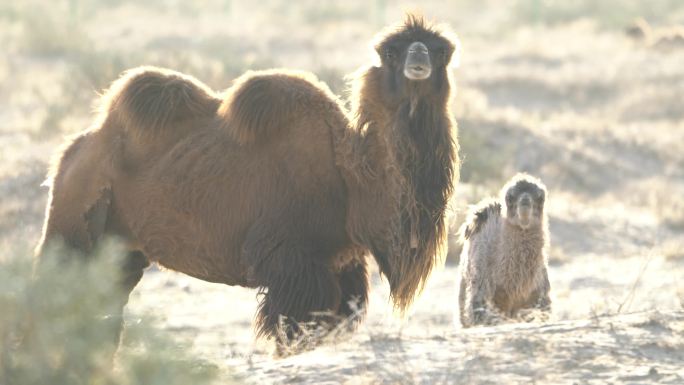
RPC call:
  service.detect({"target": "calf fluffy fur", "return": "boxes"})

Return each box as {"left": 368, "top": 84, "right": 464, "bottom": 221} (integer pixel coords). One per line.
{"left": 457, "top": 174, "right": 551, "bottom": 327}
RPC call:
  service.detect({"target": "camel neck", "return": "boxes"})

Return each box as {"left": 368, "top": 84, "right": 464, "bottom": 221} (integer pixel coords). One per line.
{"left": 500, "top": 221, "right": 546, "bottom": 264}
{"left": 337, "top": 68, "right": 457, "bottom": 311}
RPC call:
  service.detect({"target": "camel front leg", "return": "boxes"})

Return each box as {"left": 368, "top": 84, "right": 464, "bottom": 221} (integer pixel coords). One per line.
{"left": 248, "top": 239, "right": 343, "bottom": 356}
{"left": 336, "top": 257, "right": 370, "bottom": 330}
{"left": 466, "top": 267, "right": 499, "bottom": 327}
{"left": 518, "top": 267, "right": 552, "bottom": 322}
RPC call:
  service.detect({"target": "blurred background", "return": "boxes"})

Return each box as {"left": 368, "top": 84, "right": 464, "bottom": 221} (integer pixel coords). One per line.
{"left": 1, "top": 1, "right": 683, "bottom": 383}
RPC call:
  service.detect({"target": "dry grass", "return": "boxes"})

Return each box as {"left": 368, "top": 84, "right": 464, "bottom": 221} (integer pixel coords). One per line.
{"left": 660, "top": 240, "right": 684, "bottom": 262}
{"left": 0, "top": 242, "right": 219, "bottom": 385}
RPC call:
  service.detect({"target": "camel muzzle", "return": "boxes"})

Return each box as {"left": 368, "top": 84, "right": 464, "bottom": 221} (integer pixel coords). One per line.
{"left": 404, "top": 42, "right": 432, "bottom": 80}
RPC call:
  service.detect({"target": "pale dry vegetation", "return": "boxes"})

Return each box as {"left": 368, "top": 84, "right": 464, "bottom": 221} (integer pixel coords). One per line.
{"left": 0, "top": 242, "right": 219, "bottom": 385}
{"left": 1, "top": 0, "right": 683, "bottom": 384}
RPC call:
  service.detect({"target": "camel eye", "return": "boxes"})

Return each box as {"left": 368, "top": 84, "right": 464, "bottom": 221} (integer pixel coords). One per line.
{"left": 537, "top": 191, "right": 545, "bottom": 201}
{"left": 384, "top": 49, "right": 396, "bottom": 60}
{"left": 436, "top": 48, "right": 450, "bottom": 62}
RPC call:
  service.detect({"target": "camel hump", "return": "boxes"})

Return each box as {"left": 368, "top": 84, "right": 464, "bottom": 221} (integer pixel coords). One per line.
{"left": 218, "top": 69, "right": 339, "bottom": 145}
{"left": 107, "top": 66, "right": 220, "bottom": 134}
{"left": 460, "top": 199, "right": 501, "bottom": 241}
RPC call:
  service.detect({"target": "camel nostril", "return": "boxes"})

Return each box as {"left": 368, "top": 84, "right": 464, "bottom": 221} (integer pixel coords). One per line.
{"left": 408, "top": 46, "right": 428, "bottom": 54}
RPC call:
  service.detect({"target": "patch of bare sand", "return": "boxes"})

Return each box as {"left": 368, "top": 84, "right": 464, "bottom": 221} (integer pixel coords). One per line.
{"left": 124, "top": 253, "right": 684, "bottom": 384}
{"left": 233, "top": 310, "right": 683, "bottom": 384}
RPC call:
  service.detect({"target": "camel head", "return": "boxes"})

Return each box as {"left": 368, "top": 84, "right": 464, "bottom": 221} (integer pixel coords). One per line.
{"left": 371, "top": 14, "right": 459, "bottom": 110}
{"left": 501, "top": 174, "right": 547, "bottom": 231}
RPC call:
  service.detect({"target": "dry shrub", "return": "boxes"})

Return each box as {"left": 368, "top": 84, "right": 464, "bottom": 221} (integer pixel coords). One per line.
{"left": 0, "top": 242, "right": 220, "bottom": 385}
{"left": 650, "top": 187, "right": 684, "bottom": 231}
{"left": 660, "top": 240, "right": 684, "bottom": 262}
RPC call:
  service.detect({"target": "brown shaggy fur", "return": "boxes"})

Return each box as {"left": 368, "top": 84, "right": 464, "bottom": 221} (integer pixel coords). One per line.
{"left": 36, "top": 15, "right": 459, "bottom": 351}
{"left": 457, "top": 174, "right": 551, "bottom": 327}
{"left": 341, "top": 14, "right": 459, "bottom": 310}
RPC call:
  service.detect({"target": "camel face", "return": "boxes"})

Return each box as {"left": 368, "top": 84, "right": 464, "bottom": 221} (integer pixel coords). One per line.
{"left": 373, "top": 17, "right": 457, "bottom": 102}
{"left": 503, "top": 177, "right": 547, "bottom": 230}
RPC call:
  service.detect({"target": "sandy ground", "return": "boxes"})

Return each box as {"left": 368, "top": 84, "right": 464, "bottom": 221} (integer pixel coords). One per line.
{"left": 2, "top": 1, "right": 684, "bottom": 383}
{"left": 125, "top": 264, "right": 684, "bottom": 384}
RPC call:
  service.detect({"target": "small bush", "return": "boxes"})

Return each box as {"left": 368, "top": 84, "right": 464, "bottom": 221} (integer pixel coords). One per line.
{"left": 0, "top": 242, "right": 219, "bottom": 385}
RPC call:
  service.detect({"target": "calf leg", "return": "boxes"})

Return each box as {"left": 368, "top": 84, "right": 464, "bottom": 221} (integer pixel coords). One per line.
{"left": 457, "top": 276, "right": 468, "bottom": 327}
{"left": 518, "top": 267, "right": 552, "bottom": 322}
{"left": 466, "top": 274, "right": 499, "bottom": 326}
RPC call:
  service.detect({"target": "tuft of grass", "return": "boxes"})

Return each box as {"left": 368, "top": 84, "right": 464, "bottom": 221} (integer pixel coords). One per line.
{"left": 661, "top": 240, "right": 684, "bottom": 262}
{"left": 0, "top": 242, "right": 219, "bottom": 385}
{"left": 648, "top": 186, "right": 684, "bottom": 231}
{"left": 662, "top": 207, "right": 684, "bottom": 232}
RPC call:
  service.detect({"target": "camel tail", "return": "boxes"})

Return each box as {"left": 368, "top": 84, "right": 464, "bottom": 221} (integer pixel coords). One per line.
{"left": 460, "top": 199, "right": 501, "bottom": 241}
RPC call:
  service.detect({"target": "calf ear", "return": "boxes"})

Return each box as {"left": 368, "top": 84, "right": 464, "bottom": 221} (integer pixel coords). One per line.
{"left": 84, "top": 187, "right": 112, "bottom": 247}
